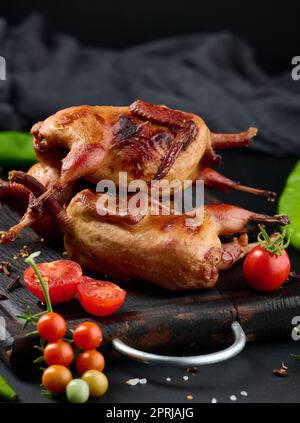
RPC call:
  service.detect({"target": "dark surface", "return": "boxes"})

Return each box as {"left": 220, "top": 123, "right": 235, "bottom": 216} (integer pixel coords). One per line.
{"left": 0, "top": 150, "right": 299, "bottom": 372}
{"left": 2, "top": 338, "right": 300, "bottom": 403}
{"left": 3, "top": 232, "right": 300, "bottom": 373}
{"left": 0, "top": 150, "right": 299, "bottom": 402}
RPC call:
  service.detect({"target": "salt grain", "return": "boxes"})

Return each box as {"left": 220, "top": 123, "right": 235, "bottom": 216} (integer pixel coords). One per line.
{"left": 211, "top": 398, "right": 217, "bottom": 403}
{"left": 126, "top": 378, "right": 147, "bottom": 386}
{"left": 230, "top": 395, "right": 237, "bottom": 401}
{"left": 240, "top": 391, "right": 248, "bottom": 397}
{"left": 126, "top": 378, "right": 140, "bottom": 386}
{"left": 166, "top": 377, "right": 171, "bottom": 382}
{"left": 183, "top": 376, "right": 189, "bottom": 381}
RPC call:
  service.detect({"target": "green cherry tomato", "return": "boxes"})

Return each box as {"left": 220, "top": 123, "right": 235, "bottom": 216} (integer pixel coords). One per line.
{"left": 81, "top": 370, "right": 109, "bottom": 398}
{"left": 66, "top": 379, "right": 90, "bottom": 403}
{"left": 278, "top": 161, "right": 300, "bottom": 250}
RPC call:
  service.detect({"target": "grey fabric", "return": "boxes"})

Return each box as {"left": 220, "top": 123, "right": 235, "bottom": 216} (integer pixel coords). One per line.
{"left": 0, "top": 14, "right": 299, "bottom": 156}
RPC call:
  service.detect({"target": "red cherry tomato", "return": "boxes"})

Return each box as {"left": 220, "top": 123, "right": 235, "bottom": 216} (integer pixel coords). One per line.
{"left": 24, "top": 260, "right": 82, "bottom": 304}
{"left": 77, "top": 277, "right": 126, "bottom": 316}
{"left": 44, "top": 340, "right": 74, "bottom": 367}
{"left": 76, "top": 350, "right": 105, "bottom": 375}
{"left": 37, "top": 312, "right": 67, "bottom": 342}
{"left": 73, "top": 322, "right": 103, "bottom": 351}
{"left": 243, "top": 246, "right": 291, "bottom": 291}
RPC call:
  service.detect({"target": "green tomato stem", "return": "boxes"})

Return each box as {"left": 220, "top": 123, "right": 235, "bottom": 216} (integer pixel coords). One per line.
{"left": 257, "top": 224, "right": 290, "bottom": 256}
{"left": 25, "top": 252, "right": 53, "bottom": 313}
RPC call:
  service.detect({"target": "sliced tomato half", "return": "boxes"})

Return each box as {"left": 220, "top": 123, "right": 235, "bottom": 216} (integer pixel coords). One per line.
{"left": 77, "top": 277, "right": 126, "bottom": 316}
{"left": 24, "top": 260, "right": 83, "bottom": 304}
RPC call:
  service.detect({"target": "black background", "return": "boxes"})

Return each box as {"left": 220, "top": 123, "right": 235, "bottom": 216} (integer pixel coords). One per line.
{"left": 2, "top": 0, "right": 299, "bottom": 72}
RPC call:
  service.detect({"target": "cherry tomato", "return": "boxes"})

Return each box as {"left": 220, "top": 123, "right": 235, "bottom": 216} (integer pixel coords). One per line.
{"left": 81, "top": 370, "right": 109, "bottom": 397}
{"left": 77, "top": 277, "right": 126, "bottom": 316}
{"left": 73, "top": 322, "right": 103, "bottom": 351}
{"left": 24, "top": 260, "right": 82, "bottom": 304}
{"left": 76, "top": 350, "right": 105, "bottom": 375}
{"left": 243, "top": 246, "right": 291, "bottom": 291}
{"left": 42, "top": 365, "right": 72, "bottom": 394}
{"left": 37, "top": 312, "right": 66, "bottom": 342}
{"left": 66, "top": 379, "right": 89, "bottom": 403}
{"left": 44, "top": 340, "right": 74, "bottom": 367}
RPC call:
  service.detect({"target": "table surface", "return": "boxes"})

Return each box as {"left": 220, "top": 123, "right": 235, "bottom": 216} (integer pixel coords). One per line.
{"left": 2, "top": 338, "right": 300, "bottom": 403}
{"left": 0, "top": 150, "right": 299, "bottom": 403}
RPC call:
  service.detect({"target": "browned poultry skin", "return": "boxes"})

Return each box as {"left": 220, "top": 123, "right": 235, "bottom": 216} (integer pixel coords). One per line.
{"left": 6, "top": 171, "right": 289, "bottom": 291}
{"left": 0, "top": 163, "right": 76, "bottom": 243}
{"left": 63, "top": 191, "right": 287, "bottom": 290}
{"left": 63, "top": 190, "right": 239, "bottom": 289}
{"left": 0, "top": 101, "right": 285, "bottom": 291}
{"left": 30, "top": 100, "right": 274, "bottom": 200}
{"left": 31, "top": 102, "right": 213, "bottom": 186}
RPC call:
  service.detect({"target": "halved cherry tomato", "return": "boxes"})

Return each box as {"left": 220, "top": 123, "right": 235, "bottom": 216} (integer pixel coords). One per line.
{"left": 24, "top": 260, "right": 82, "bottom": 304}
{"left": 42, "top": 365, "right": 72, "bottom": 394}
{"left": 37, "top": 312, "right": 67, "bottom": 342}
{"left": 44, "top": 340, "right": 74, "bottom": 367}
{"left": 77, "top": 277, "right": 126, "bottom": 316}
{"left": 243, "top": 246, "right": 291, "bottom": 291}
{"left": 73, "top": 322, "right": 103, "bottom": 351}
{"left": 76, "top": 350, "right": 105, "bottom": 375}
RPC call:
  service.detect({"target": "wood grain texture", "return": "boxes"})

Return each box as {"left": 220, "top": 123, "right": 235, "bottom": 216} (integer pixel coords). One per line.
{"left": 218, "top": 265, "right": 300, "bottom": 342}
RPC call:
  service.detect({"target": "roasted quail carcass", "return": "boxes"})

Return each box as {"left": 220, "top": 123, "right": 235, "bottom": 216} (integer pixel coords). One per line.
{"left": 64, "top": 195, "right": 289, "bottom": 290}
{"left": 30, "top": 100, "right": 271, "bottom": 198}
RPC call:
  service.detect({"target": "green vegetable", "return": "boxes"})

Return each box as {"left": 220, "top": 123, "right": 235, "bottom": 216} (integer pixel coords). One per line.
{"left": 17, "top": 252, "right": 53, "bottom": 329}
{"left": 0, "top": 373, "right": 17, "bottom": 401}
{"left": 66, "top": 379, "right": 89, "bottom": 403}
{"left": 257, "top": 224, "right": 290, "bottom": 255}
{"left": 0, "top": 131, "right": 36, "bottom": 167}
{"left": 24, "top": 252, "right": 53, "bottom": 313}
{"left": 278, "top": 161, "right": 300, "bottom": 250}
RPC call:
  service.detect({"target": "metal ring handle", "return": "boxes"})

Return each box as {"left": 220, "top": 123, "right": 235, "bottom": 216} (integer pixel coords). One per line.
{"left": 112, "top": 321, "right": 246, "bottom": 367}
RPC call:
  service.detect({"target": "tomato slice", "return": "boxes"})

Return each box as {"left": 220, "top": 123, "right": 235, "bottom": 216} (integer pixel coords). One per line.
{"left": 24, "top": 260, "right": 83, "bottom": 304}
{"left": 77, "top": 277, "right": 126, "bottom": 316}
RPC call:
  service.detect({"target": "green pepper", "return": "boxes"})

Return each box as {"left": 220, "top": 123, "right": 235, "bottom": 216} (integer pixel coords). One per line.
{"left": 0, "top": 131, "right": 36, "bottom": 167}
{"left": 278, "top": 160, "right": 300, "bottom": 250}
{"left": 0, "top": 373, "right": 17, "bottom": 401}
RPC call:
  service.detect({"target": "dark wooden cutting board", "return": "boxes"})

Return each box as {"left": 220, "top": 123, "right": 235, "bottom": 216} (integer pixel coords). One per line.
{"left": 0, "top": 205, "right": 299, "bottom": 375}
